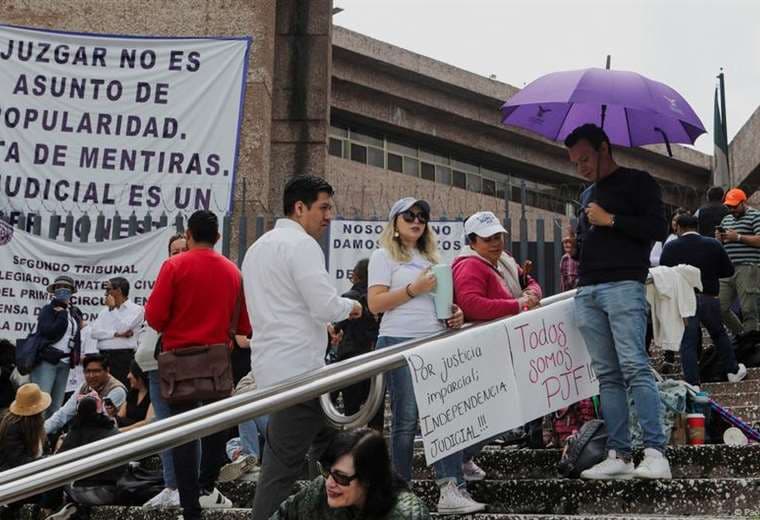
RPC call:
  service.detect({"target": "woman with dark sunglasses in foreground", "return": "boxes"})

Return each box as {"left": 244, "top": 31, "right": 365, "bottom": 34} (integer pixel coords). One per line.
{"left": 269, "top": 428, "right": 430, "bottom": 519}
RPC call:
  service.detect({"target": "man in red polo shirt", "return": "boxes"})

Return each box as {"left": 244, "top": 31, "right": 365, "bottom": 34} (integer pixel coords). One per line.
{"left": 146, "top": 210, "right": 251, "bottom": 520}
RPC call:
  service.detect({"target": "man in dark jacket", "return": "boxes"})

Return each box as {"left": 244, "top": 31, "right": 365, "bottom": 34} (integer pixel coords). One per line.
{"left": 695, "top": 186, "right": 728, "bottom": 238}
{"left": 660, "top": 214, "right": 747, "bottom": 385}
{"left": 330, "top": 259, "right": 382, "bottom": 431}
{"left": 566, "top": 124, "right": 670, "bottom": 480}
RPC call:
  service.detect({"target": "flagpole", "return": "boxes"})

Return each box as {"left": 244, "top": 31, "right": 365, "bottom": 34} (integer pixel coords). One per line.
{"left": 718, "top": 69, "right": 730, "bottom": 184}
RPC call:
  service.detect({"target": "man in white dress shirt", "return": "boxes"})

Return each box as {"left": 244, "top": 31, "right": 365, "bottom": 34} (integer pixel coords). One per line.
{"left": 90, "top": 277, "right": 144, "bottom": 385}
{"left": 244, "top": 175, "right": 361, "bottom": 519}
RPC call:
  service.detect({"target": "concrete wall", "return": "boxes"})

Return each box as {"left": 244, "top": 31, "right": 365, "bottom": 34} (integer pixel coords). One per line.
{"left": 326, "top": 156, "right": 569, "bottom": 241}
{"left": 730, "top": 106, "right": 760, "bottom": 194}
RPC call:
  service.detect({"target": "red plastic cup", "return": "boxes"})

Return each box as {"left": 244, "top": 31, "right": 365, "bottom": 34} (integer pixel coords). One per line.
{"left": 687, "top": 413, "right": 706, "bottom": 445}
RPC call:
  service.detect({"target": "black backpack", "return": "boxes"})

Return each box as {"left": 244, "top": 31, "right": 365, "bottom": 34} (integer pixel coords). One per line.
{"left": 557, "top": 419, "right": 608, "bottom": 478}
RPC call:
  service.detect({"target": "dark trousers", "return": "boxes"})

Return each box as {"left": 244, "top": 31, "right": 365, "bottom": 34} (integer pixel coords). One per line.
{"left": 101, "top": 348, "right": 134, "bottom": 387}
{"left": 681, "top": 294, "right": 740, "bottom": 385}
{"left": 170, "top": 399, "right": 228, "bottom": 520}
{"left": 251, "top": 399, "right": 336, "bottom": 520}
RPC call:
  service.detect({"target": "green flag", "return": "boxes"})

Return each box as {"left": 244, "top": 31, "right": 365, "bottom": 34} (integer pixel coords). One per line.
{"left": 713, "top": 86, "right": 730, "bottom": 188}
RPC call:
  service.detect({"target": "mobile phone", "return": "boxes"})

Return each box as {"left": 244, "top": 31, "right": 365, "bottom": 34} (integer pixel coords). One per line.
{"left": 104, "top": 398, "right": 114, "bottom": 407}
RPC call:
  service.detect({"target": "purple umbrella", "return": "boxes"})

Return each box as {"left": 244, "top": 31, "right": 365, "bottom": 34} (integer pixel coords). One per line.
{"left": 500, "top": 68, "right": 706, "bottom": 154}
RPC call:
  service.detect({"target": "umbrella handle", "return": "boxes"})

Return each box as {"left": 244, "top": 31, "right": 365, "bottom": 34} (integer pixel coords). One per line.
{"left": 654, "top": 127, "right": 673, "bottom": 157}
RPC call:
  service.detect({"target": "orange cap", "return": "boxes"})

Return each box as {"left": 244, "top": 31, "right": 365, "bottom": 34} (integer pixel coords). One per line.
{"left": 724, "top": 188, "right": 747, "bottom": 207}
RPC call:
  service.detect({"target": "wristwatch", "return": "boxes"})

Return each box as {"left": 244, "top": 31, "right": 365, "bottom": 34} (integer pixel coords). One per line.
{"left": 609, "top": 214, "right": 616, "bottom": 228}
{"left": 737, "top": 234, "right": 743, "bottom": 243}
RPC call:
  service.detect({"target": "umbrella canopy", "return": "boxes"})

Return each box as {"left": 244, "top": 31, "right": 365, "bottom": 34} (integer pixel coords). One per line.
{"left": 500, "top": 68, "right": 706, "bottom": 150}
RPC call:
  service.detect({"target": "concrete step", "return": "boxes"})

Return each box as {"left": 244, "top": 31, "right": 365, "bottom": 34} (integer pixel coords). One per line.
{"left": 702, "top": 391, "right": 760, "bottom": 408}
{"left": 171, "top": 477, "right": 760, "bottom": 515}
{"left": 70, "top": 506, "right": 760, "bottom": 520}
{"left": 703, "top": 379, "right": 760, "bottom": 396}
{"left": 412, "top": 445, "right": 760, "bottom": 480}
{"left": 9, "top": 503, "right": 757, "bottom": 520}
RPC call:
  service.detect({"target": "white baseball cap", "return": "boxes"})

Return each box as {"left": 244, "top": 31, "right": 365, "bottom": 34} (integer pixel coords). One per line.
{"left": 464, "top": 211, "right": 507, "bottom": 238}
{"left": 388, "top": 197, "right": 431, "bottom": 221}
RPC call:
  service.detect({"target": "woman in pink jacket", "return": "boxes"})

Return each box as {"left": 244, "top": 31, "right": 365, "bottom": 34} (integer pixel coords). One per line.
{"left": 452, "top": 211, "right": 542, "bottom": 321}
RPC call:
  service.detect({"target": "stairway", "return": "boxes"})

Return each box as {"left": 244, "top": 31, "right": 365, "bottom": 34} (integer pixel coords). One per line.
{"left": 10, "top": 369, "right": 760, "bottom": 519}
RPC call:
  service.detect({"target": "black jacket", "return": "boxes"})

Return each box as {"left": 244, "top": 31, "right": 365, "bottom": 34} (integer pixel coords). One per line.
{"left": 575, "top": 167, "right": 668, "bottom": 286}
{"left": 0, "top": 422, "right": 43, "bottom": 471}
{"left": 333, "top": 283, "right": 379, "bottom": 360}
{"left": 659, "top": 233, "right": 735, "bottom": 296}
{"left": 36, "top": 301, "right": 83, "bottom": 365}
{"left": 59, "top": 413, "right": 125, "bottom": 485}
{"left": 0, "top": 341, "right": 15, "bottom": 410}
{"left": 697, "top": 202, "right": 729, "bottom": 238}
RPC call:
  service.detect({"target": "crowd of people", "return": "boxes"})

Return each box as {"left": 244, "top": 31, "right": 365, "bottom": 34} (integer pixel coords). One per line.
{"left": 1, "top": 123, "right": 758, "bottom": 519}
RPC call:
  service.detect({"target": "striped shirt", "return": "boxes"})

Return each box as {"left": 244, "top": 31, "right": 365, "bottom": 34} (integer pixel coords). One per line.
{"left": 721, "top": 207, "right": 760, "bottom": 265}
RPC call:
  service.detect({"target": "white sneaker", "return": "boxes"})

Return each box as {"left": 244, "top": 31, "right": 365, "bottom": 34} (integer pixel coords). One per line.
{"left": 462, "top": 459, "right": 486, "bottom": 481}
{"left": 437, "top": 481, "right": 486, "bottom": 514}
{"left": 143, "top": 487, "right": 180, "bottom": 508}
{"left": 580, "top": 450, "right": 634, "bottom": 480}
{"left": 199, "top": 487, "right": 233, "bottom": 508}
{"left": 728, "top": 363, "right": 748, "bottom": 383}
{"left": 44, "top": 503, "right": 78, "bottom": 520}
{"left": 218, "top": 453, "right": 259, "bottom": 483}
{"left": 634, "top": 448, "right": 672, "bottom": 479}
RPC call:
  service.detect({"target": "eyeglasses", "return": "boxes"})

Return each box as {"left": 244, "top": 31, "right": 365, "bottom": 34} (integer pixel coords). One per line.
{"left": 399, "top": 210, "right": 429, "bottom": 224}
{"left": 317, "top": 461, "right": 358, "bottom": 487}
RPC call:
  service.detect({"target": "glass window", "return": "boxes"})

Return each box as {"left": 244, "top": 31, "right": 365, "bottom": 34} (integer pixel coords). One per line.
{"left": 496, "top": 182, "right": 507, "bottom": 200}
{"left": 420, "top": 148, "right": 450, "bottom": 165}
{"left": 328, "top": 138, "right": 343, "bottom": 158}
{"left": 403, "top": 157, "right": 419, "bottom": 177}
{"left": 467, "top": 174, "right": 482, "bottom": 193}
{"left": 367, "top": 147, "right": 384, "bottom": 168}
{"left": 482, "top": 178, "right": 496, "bottom": 196}
{"left": 453, "top": 170, "right": 467, "bottom": 189}
{"left": 451, "top": 158, "right": 479, "bottom": 174}
{"left": 436, "top": 165, "right": 452, "bottom": 185}
{"left": 420, "top": 162, "right": 435, "bottom": 181}
{"left": 330, "top": 123, "right": 348, "bottom": 138}
{"left": 351, "top": 129, "right": 384, "bottom": 148}
{"left": 350, "top": 143, "right": 367, "bottom": 164}
{"left": 387, "top": 153, "right": 403, "bottom": 173}
{"left": 388, "top": 138, "right": 418, "bottom": 157}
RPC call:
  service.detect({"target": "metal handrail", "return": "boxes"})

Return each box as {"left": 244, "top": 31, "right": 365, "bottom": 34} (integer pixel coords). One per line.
{"left": 0, "top": 290, "right": 577, "bottom": 504}
{"left": 320, "top": 372, "right": 385, "bottom": 430}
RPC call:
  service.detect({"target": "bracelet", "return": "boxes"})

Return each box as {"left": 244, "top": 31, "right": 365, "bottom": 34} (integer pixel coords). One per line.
{"left": 405, "top": 283, "right": 416, "bottom": 299}
{"left": 737, "top": 234, "right": 743, "bottom": 243}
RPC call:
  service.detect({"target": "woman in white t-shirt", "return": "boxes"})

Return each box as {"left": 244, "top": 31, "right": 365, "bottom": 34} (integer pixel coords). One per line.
{"left": 368, "top": 198, "right": 484, "bottom": 514}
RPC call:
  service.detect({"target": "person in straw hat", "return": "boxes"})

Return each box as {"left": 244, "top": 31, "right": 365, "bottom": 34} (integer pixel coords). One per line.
{"left": 0, "top": 383, "right": 51, "bottom": 470}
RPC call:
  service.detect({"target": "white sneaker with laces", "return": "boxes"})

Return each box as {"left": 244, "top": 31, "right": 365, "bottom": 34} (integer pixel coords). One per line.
{"left": 580, "top": 450, "right": 634, "bottom": 480}
{"left": 437, "top": 481, "right": 486, "bottom": 514}
{"left": 143, "top": 487, "right": 180, "bottom": 508}
{"left": 199, "top": 487, "right": 233, "bottom": 508}
{"left": 218, "top": 453, "right": 259, "bottom": 483}
{"left": 462, "top": 459, "right": 486, "bottom": 481}
{"left": 728, "top": 363, "right": 748, "bottom": 383}
{"left": 634, "top": 448, "right": 672, "bottom": 479}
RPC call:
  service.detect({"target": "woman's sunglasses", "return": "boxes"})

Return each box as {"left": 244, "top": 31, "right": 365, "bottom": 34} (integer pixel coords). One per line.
{"left": 399, "top": 209, "right": 429, "bottom": 224}
{"left": 317, "top": 461, "right": 358, "bottom": 487}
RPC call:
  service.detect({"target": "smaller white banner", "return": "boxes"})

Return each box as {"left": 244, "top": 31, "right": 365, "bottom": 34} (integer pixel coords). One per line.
{"left": 506, "top": 299, "right": 599, "bottom": 423}
{"left": 403, "top": 322, "right": 523, "bottom": 464}
{"left": 329, "top": 219, "right": 464, "bottom": 294}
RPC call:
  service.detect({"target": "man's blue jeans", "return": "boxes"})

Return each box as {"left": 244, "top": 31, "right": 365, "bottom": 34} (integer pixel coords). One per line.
{"left": 574, "top": 281, "right": 666, "bottom": 457}
{"left": 681, "top": 294, "right": 739, "bottom": 385}
{"left": 377, "top": 336, "right": 466, "bottom": 485}
{"left": 148, "top": 369, "right": 177, "bottom": 489}
{"left": 226, "top": 415, "right": 269, "bottom": 461}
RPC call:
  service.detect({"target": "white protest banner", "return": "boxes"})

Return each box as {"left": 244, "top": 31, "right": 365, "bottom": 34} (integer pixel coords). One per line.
{"left": 0, "top": 25, "right": 251, "bottom": 238}
{"left": 403, "top": 322, "right": 523, "bottom": 464}
{"left": 329, "top": 219, "right": 464, "bottom": 293}
{"left": 506, "top": 298, "right": 599, "bottom": 423}
{"left": 0, "top": 220, "right": 172, "bottom": 342}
